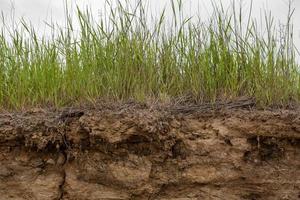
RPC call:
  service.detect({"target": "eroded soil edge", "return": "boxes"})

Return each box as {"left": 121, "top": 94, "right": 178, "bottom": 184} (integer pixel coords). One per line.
{"left": 1, "top": 103, "right": 300, "bottom": 199}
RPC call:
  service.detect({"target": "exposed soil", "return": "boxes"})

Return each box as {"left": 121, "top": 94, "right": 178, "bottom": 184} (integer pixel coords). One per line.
{"left": 0, "top": 100, "right": 300, "bottom": 200}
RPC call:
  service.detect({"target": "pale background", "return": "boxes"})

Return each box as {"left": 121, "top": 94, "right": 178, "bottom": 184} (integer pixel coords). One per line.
{"left": 0, "top": 0, "right": 299, "bottom": 54}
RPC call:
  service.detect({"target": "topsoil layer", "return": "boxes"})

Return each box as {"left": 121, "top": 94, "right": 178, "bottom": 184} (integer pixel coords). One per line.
{"left": 0, "top": 100, "right": 300, "bottom": 200}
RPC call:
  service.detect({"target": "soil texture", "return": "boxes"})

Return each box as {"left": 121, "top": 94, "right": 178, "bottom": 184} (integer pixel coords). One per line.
{"left": 0, "top": 100, "right": 300, "bottom": 199}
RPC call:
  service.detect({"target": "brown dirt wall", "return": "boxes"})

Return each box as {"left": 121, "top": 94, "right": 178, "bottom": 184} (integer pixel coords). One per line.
{"left": 0, "top": 100, "right": 300, "bottom": 199}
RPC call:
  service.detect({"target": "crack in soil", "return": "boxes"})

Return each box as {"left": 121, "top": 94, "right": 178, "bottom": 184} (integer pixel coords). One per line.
{"left": 58, "top": 168, "right": 66, "bottom": 200}
{"left": 57, "top": 151, "right": 67, "bottom": 200}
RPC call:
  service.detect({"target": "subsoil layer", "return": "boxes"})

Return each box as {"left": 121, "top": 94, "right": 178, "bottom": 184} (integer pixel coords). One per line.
{"left": 0, "top": 100, "right": 300, "bottom": 200}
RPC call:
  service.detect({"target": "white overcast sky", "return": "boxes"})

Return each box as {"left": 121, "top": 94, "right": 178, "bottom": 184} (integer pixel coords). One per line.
{"left": 0, "top": 0, "right": 299, "bottom": 53}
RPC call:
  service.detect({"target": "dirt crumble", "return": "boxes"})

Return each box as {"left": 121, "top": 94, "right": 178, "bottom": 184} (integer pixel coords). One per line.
{"left": 0, "top": 101, "right": 300, "bottom": 200}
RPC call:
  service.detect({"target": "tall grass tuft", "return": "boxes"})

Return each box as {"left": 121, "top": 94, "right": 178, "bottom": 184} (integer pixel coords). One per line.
{"left": 0, "top": 0, "right": 299, "bottom": 109}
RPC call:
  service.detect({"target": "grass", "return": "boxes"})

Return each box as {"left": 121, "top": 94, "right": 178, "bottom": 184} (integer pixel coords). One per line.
{"left": 0, "top": 0, "right": 299, "bottom": 109}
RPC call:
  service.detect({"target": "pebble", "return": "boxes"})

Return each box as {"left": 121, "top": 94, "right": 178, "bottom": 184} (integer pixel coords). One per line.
{"left": 56, "top": 153, "right": 66, "bottom": 166}
{"left": 46, "top": 158, "right": 55, "bottom": 165}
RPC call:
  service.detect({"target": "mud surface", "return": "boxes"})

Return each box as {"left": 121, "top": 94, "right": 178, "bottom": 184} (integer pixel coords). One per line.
{"left": 0, "top": 100, "right": 300, "bottom": 199}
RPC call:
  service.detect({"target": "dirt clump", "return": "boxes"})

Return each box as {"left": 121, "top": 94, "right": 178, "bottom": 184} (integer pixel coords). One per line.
{"left": 0, "top": 101, "right": 300, "bottom": 199}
